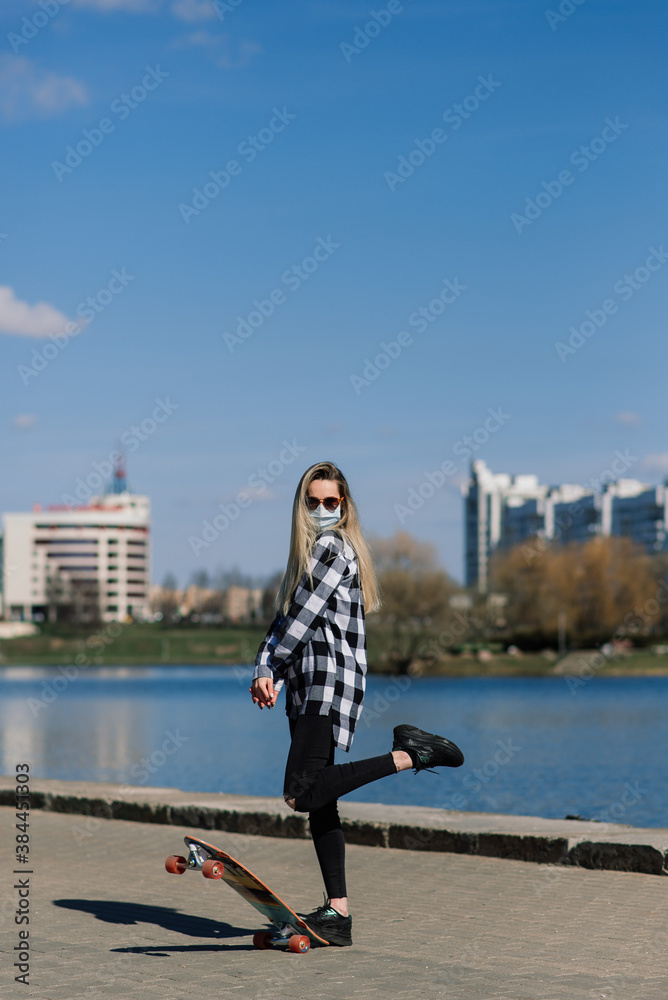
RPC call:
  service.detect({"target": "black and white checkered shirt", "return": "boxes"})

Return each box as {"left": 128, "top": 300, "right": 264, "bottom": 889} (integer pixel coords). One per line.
{"left": 253, "top": 529, "right": 367, "bottom": 751}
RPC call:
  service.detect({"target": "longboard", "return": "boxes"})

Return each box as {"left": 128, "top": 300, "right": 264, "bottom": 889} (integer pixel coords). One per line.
{"left": 165, "top": 833, "right": 329, "bottom": 953}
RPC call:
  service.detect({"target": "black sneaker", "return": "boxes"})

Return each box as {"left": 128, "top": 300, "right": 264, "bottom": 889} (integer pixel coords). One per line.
{"left": 392, "top": 723, "right": 464, "bottom": 772}
{"left": 297, "top": 895, "right": 352, "bottom": 947}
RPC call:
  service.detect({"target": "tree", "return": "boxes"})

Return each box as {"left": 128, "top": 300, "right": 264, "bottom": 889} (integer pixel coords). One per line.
{"left": 490, "top": 536, "right": 659, "bottom": 646}
{"left": 158, "top": 572, "right": 179, "bottom": 622}
{"left": 369, "top": 532, "right": 458, "bottom": 673}
{"left": 62, "top": 577, "right": 101, "bottom": 628}
{"left": 649, "top": 552, "right": 668, "bottom": 637}
{"left": 190, "top": 569, "right": 210, "bottom": 589}
{"left": 45, "top": 570, "right": 67, "bottom": 625}
{"left": 261, "top": 570, "right": 283, "bottom": 622}
{"left": 213, "top": 566, "right": 254, "bottom": 590}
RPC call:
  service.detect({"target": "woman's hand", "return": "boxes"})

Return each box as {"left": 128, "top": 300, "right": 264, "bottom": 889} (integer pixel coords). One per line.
{"left": 250, "top": 677, "right": 278, "bottom": 710}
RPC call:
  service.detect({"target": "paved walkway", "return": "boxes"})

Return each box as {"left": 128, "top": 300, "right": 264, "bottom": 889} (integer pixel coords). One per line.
{"left": 2, "top": 807, "right": 667, "bottom": 1000}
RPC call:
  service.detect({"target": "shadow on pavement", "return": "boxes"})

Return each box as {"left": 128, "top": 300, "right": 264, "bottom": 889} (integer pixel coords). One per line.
{"left": 112, "top": 943, "right": 259, "bottom": 955}
{"left": 53, "top": 898, "right": 254, "bottom": 940}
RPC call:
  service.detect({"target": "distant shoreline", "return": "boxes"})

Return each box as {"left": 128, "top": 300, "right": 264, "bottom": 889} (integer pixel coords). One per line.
{"left": 2, "top": 655, "right": 668, "bottom": 678}
{"left": 2, "top": 623, "right": 668, "bottom": 676}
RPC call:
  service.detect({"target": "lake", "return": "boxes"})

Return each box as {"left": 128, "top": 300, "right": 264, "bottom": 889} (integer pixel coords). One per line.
{"left": 1, "top": 667, "right": 666, "bottom": 828}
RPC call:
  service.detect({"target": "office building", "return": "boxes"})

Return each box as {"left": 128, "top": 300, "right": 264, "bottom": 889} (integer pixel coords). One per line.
{"left": 1, "top": 488, "right": 150, "bottom": 624}
{"left": 465, "top": 460, "right": 667, "bottom": 592}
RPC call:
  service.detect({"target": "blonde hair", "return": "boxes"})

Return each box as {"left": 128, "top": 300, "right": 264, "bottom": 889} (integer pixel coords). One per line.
{"left": 276, "top": 461, "right": 380, "bottom": 615}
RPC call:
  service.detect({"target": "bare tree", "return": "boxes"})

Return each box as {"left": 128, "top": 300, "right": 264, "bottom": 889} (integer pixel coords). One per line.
{"left": 45, "top": 571, "right": 67, "bottom": 625}
{"left": 490, "top": 536, "right": 659, "bottom": 646}
{"left": 649, "top": 552, "right": 668, "bottom": 637}
{"left": 158, "top": 572, "right": 179, "bottom": 622}
{"left": 190, "top": 569, "right": 210, "bottom": 590}
{"left": 261, "top": 570, "right": 283, "bottom": 623}
{"left": 369, "top": 532, "right": 457, "bottom": 673}
{"left": 61, "top": 577, "right": 101, "bottom": 628}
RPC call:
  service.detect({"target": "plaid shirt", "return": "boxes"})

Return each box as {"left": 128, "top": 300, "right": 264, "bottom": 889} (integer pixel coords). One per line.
{"left": 253, "top": 529, "right": 367, "bottom": 751}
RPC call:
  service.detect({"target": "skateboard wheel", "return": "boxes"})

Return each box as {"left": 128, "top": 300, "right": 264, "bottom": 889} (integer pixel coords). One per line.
{"left": 165, "top": 855, "right": 187, "bottom": 874}
{"left": 202, "top": 859, "right": 224, "bottom": 879}
{"left": 288, "top": 934, "right": 310, "bottom": 954}
{"left": 253, "top": 931, "right": 273, "bottom": 950}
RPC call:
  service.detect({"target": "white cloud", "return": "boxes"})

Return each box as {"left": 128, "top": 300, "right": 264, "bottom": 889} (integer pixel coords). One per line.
{"left": 172, "top": 29, "right": 220, "bottom": 47}
{"left": 215, "top": 38, "right": 262, "bottom": 69}
{"left": 0, "top": 286, "right": 73, "bottom": 339}
{"left": 72, "top": 0, "right": 159, "bottom": 11}
{"left": 170, "top": 30, "right": 262, "bottom": 67}
{"left": 71, "top": 0, "right": 209, "bottom": 13}
{"left": 0, "top": 56, "right": 89, "bottom": 122}
{"left": 615, "top": 410, "right": 642, "bottom": 427}
{"left": 171, "top": 0, "right": 217, "bottom": 22}
{"left": 12, "top": 414, "right": 38, "bottom": 431}
{"left": 643, "top": 454, "right": 668, "bottom": 474}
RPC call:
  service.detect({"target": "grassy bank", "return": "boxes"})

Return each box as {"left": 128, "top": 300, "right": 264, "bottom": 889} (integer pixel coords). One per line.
{"left": 1, "top": 623, "right": 668, "bottom": 676}
{"left": 401, "top": 650, "right": 668, "bottom": 677}
{"left": 0, "top": 624, "right": 266, "bottom": 667}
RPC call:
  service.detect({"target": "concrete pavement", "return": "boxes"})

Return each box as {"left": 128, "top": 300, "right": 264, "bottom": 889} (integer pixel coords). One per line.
{"left": 2, "top": 804, "right": 668, "bottom": 999}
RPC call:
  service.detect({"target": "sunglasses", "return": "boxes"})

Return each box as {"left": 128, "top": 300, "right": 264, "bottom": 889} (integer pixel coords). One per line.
{"left": 305, "top": 496, "right": 344, "bottom": 512}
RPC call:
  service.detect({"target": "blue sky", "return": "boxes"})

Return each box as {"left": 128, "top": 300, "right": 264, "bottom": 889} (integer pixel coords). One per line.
{"left": 1, "top": 0, "right": 666, "bottom": 585}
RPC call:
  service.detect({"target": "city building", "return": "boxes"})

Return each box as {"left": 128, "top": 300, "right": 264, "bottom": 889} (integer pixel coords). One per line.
{"left": 148, "top": 583, "right": 263, "bottom": 624}
{"left": 223, "top": 585, "right": 263, "bottom": 623}
{"left": 602, "top": 479, "right": 668, "bottom": 552}
{"left": 0, "top": 468, "right": 150, "bottom": 624}
{"left": 465, "top": 461, "right": 554, "bottom": 593}
{"left": 464, "top": 460, "right": 668, "bottom": 592}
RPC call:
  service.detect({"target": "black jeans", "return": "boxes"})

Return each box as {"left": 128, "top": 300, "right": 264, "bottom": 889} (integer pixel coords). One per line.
{"left": 283, "top": 711, "right": 396, "bottom": 899}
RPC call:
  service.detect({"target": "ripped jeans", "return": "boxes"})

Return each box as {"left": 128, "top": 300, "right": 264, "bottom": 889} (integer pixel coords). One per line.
{"left": 283, "top": 710, "right": 396, "bottom": 898}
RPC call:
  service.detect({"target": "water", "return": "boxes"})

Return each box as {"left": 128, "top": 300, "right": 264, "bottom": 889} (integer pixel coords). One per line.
{"left": 1, "top": 666, "right": 666, "bottom": 828}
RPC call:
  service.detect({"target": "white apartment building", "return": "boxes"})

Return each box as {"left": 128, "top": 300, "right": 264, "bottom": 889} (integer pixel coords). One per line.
{"left": 0, "top": 491, "right": 151, "bottom": 623}
{"left": 603, "top": 479, "right": 668, "bottom": 552}
{"left": 464, "top": 460, "right": 667, "bottom": 592}
{"left": 465, "top": 461, "right": 555, "bottom": 593}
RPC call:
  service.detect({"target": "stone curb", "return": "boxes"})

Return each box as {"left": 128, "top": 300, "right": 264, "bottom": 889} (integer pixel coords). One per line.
{"left": 2, "top": 776, "right": 667, "bottom": 875}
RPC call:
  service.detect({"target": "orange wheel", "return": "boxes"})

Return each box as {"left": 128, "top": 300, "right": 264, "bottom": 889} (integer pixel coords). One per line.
{"left": 253, "top": 931, "right": 273, "bottom": 950}
{"left": 288, "top": 934, "right": 310, "bottom": 954}
{"left": 202, "top": 859, "right": 224, "bottom": 879}
{"left": 165, "top": 855, "right": 187, "bottom": 874}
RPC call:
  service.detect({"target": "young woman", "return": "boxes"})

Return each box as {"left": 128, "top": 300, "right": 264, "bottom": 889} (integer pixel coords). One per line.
{"left": 250, "top": 461, "right": 463, "bottom": 947}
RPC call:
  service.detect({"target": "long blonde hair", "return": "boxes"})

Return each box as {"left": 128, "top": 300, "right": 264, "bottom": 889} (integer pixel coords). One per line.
{"left": 276, "top": 461, "right": 380, "bottom": 615}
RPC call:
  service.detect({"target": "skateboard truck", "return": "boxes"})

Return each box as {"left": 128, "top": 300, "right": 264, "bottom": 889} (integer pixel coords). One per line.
{"left": 250, "top": 925, "right": 310, "bottom": 953}
{"left": 184, "top": 842, "right": 208, "bottom": 871}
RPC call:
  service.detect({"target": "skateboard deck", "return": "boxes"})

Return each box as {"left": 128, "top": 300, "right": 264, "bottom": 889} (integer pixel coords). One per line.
{"left": 165, "top": 833, "right": 329, "bottom": 953}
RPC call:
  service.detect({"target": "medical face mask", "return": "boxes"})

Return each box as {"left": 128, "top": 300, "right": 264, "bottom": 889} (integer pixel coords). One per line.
{"left": 309, "top": 504, "right": 342, "bottom": 529}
